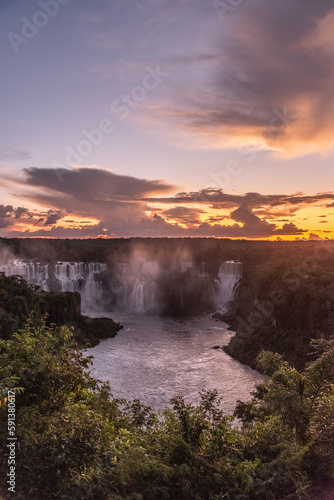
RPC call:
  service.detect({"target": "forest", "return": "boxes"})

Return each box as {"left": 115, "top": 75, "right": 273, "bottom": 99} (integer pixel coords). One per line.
{"left": 1, "top": 237, "right": 334, "bottom": 365}
{"left": 223, "top": 242, "right": 334, "bottom": 370}
{"left": 0, "top": 238, "right": 333, "bottom": 499}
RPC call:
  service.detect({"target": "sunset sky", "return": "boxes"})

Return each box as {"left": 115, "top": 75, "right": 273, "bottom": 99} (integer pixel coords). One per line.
{"left": 1, "top": 0, "right": 334, "bottom": 239}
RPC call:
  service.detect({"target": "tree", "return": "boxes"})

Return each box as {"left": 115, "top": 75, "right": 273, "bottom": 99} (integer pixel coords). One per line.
{"left": 236, "top": 339, "right": 334, "bottom": 484}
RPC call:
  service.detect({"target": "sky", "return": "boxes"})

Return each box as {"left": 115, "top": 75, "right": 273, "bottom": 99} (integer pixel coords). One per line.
{"left": 1, "top": 0, "right": 334, "bottom": 240}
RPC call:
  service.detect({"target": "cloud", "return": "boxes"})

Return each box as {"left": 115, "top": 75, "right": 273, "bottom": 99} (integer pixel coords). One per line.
{"left": 274, "top": 223, "right": 304, "bottom": 236}
{"left": 0, "top": 146, "right": 32, "bottom": 162}
{"left": 44, "top": 211, "right": 64, "bottom": 226}
{"left": 147, "top": 189, "right": 334, "bottom": 213}
{"left": 228, "top": 205, "right": 304, "bottom": 237}
{"left": 163, "top": 206, "right": 203, "bottom": 225}
{"left": 3, "top": 167, "right": 332, "bottom": 239}
{"left": 154, "top": 1, "right": 334, "bottom": 155}
{"left": 308, "top": 233, "right": 323, "bottom": 241}
{"left": 23, "top": 166, "right": 174, "bottom": 199}
{"left": 0, "top": 205, "right": 32, "bottom": 228}
{"left": 14, "top": 207, "right": 29, "bottom": 219}
{"left": 33, "top": 218, "right": 44, "bottom": 226}
{"left": 4, "top": 166, "right": 177, "bottom": 237}
{"left": 0, "top": 205, "right": 14, "bottom": 228}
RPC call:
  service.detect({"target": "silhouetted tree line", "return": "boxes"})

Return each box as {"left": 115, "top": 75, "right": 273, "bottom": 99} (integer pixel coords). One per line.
{"left": 2, "top": 236, "right": 330, "bottom": 265}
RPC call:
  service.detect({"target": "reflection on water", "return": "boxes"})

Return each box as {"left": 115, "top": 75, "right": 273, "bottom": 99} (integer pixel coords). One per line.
{"left": 87, "top": 313, "right": 262, "bottom": 414}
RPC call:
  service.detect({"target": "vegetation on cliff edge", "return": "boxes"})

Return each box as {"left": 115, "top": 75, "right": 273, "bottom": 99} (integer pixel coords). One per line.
{"left": 0, "top": 322, "right": 333, "bottom": 499}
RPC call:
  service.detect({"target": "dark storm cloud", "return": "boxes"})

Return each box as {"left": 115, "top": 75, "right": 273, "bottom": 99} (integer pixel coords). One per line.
{"left": 3, "top": 167, "right": 177, "bottom": 237}
{"left": 13, "top": 167, "right": 176, "bottom": 232}
{"left": 308, "top": 233, "right": 323, "bottom": 241}
{"left": 167, "top": 0, "right": 334, "bottom": 154}
{"left": 0, "top": 205, "right": 31, "bottom": 228}
{"left": 274, "top": 223, "right": 304, "bottom": 236}
{"left": 24, "top": 167, "right": 175, "bottom": 199}
{"left": 0, "top": 205, "right": 14, "bottom": 228}
{"left": 44, "top": 211, "right": 64, "bottom": 226}
{"left": 229, "top": 205, "right": 304, "bottom": 237}
{"left": 231, "top": 205, "right": 267, "bottom": 226}
{"left": 14, "top": 207, "right": 29, "bottom": 218}
{"left": 163, "top": 207, "right": 203, "bottom": 225}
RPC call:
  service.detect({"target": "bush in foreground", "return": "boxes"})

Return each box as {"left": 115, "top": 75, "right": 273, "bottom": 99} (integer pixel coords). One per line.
{"left": 0, "top": 322, "right": 333, "bottom": 499}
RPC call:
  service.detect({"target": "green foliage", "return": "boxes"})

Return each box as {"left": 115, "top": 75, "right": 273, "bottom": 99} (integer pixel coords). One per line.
{"left": 0, "top": 273, "right": 40, "bottom": 339}
{"left": 0, "top": 272, "right": 119, "bottom": 346}
{"left": 225, "top": 250, "right": 334, "bottom": 371}
{"left": 0, "top": 240, "right": 334, "bottom": 498}
{"left": 2, "top": 325, "right": 332, "bottom": 499}
{"left": 236, "top": 341, "right": 334, "bottom": 484}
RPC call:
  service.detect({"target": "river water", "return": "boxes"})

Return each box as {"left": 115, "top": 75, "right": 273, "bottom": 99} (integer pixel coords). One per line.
{"left": 87, "top": 313, "right": 262, "bottom": 414}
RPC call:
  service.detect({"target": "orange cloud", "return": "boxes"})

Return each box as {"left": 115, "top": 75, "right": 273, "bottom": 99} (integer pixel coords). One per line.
{"left": 144, "top": 4, "right": 334, "bottom": 156}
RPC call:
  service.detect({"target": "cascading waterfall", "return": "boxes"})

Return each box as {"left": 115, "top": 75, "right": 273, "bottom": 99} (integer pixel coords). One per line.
{"left": 120, "top": 261, "right": 159, "bottom": 313}
{"left": 0, "top": 260, "right": 49, "bottom": 290}
{"left": 129, "top": 281, "right": 145, "bottom": 312}
{"left": 0, "top": 261, "right": 106, "bottom": 312}
{"left": 117, "top": 258, "right": 241, "bottom": 314}
{"left": 216, "top": 261, "right": 242, "bottom": 309}
{"left": 0, "top": 258, "right": 242, "bottom": 314}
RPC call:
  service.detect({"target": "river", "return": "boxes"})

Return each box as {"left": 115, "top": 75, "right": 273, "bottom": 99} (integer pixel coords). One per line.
{"left": 87, "top": 313, "right": 262, "bottom": 414}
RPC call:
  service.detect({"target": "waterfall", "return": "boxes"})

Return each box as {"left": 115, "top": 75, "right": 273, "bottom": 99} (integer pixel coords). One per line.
{"left": 0, "top": 260, "right": 49, "bottom": 290}
{"left": 0, "top": 261, "right": 106, "bottom": 312}
{"left": 216, "top": 261, "right": 242, "bottom": 310}
{"left": 116, "top": 262, "right": 128, "bottom": 277}
{"left": 81, "top": 263, "right": 107, "bottom": 312}
{"left": 0, "top": 257, "right": 242, "bottom": 315}
{"left": 120, "top": 261, "right": 159, "bottom": 313}
{"left": 199, "top": 262, "right": 208, "bottom": 276}
{"left": 129, "top": 281, "right": 145, "bottom": 312}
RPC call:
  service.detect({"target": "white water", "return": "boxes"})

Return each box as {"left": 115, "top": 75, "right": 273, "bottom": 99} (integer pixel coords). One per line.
{"left": 87, "top": 313, "right": 262, "bottom": 414}
{"left": 0, "top": 259, "right": 242, "bottom": 313}
{"left": 0, "top": 260, "right": 50, "bottom": 290}
{"left": 129, "top": 281, "right": 145, "bottom": 312}
{"left": 216, "top": 261, "right": 243, "bottom": 308}
{"left": 0, "top": 260, "right": 106, "bottom": 312}
{"left": 117, "top": 259, "right": 242, "bottom": 313}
